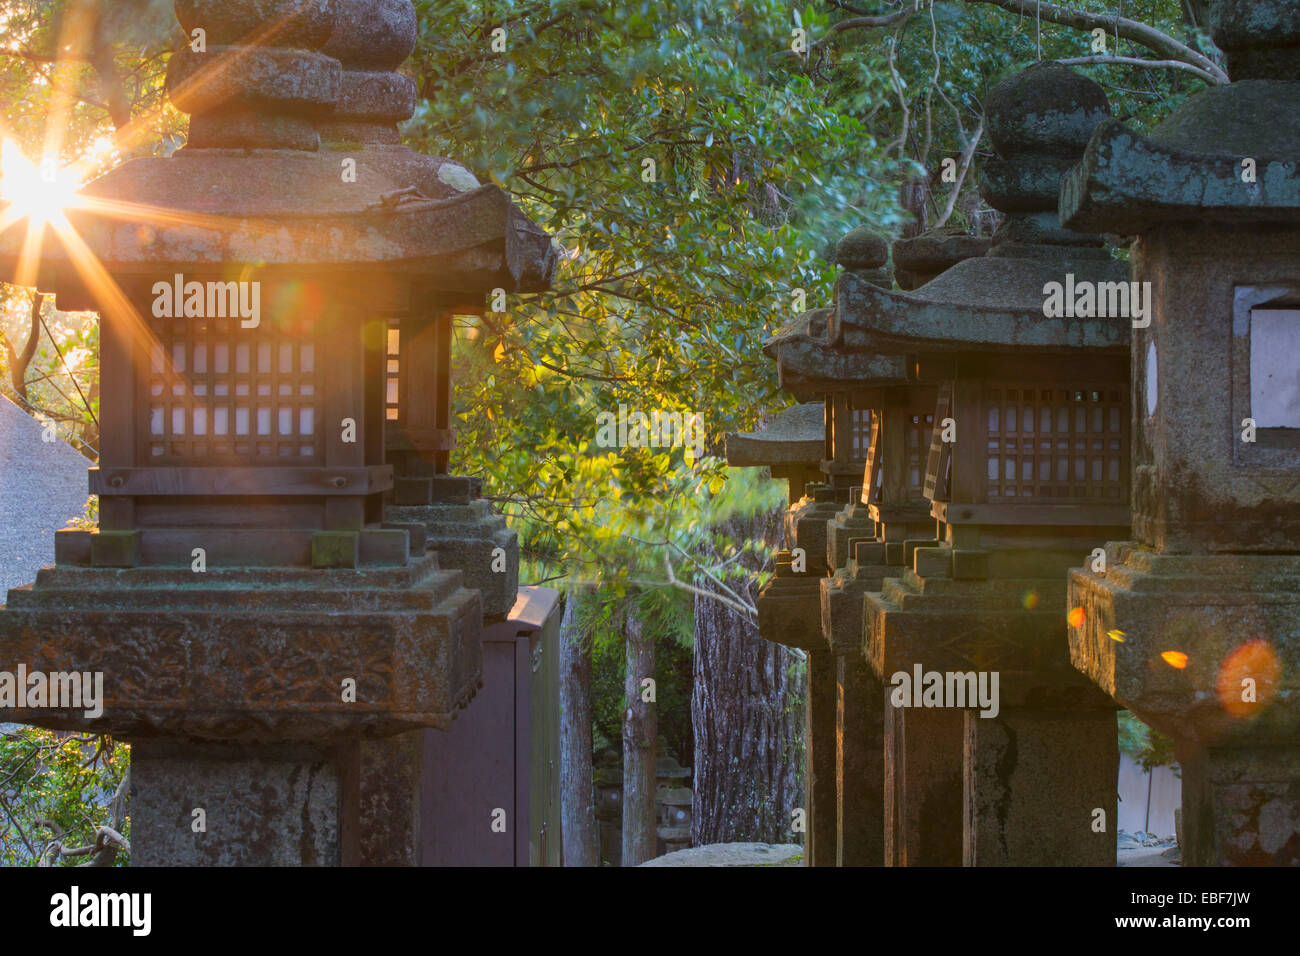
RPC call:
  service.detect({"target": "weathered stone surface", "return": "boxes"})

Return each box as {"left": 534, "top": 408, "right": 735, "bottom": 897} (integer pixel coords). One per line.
{"left": 913, "top": 546, "right": 951, "bottom": 579}
{"left": 640, "top": 842, "right": 803, "bottom": 866}
{"left": 820, "top": 553, "right": 887, "bottom": 655}
{"left": 963, "top": 707, "right": 1117, "bottom": 866}
{"left": 837, "top": 654, "right": 885, "bottom": 866}
{"left": 333, "top": 69, "right": 418, "bottom": 121}
{"left": 1069, "top": 548, "right": 1300, "bottom": 747}
{"left": 322, "top": 0, "right": 417, "bottom": 67}
{"left": 187, "top": 110, "right": 322, "bottom": 150}
{"left": 763, "top": 307, "right": 908, "bottom": 398}
{"left": 805, "top": 648, "right": 837, "bottom": 866}
{"left": 835, "top": 226, "right": 889, "bottom": 269}
{"left": 0, "top": 0, "right": 557, "bottom": 873}
{"left": 175, "top": 0, "right": 338, "bottom": 49}
{"left": 755, "top": 553, "right": 823, "bottom": 652}
{"left": 784, "top": 484, "right": 841, "bottom": 577}
{"left": 1177, "top": 746, "right": 1300, "bottom": 865}
{"left": 1062, "top": 3, "right": 1300, "bottom": 234}
{"left": 7, "top": 166, "right": 552, "bottom": 292}
{"left": 1210, "top": 0, "right": 1300, "bottom": 80}
{"left": 884, "top": 704, "right": 962, "bottom": 865}
{"left": 358, "top": 731, "right": 423, "bottom": 865}
{"left": 0, "top": 558, "right": 482, "bottom": 740}
{"left": 832, "top": 259, "right": 1128, "bottom": 355}
{"left": 0, "top": 0, "right": 556, "bottom": 294}
{"left": 167, "top": 47, "right": 342, "bottom": 116}
{"left": 866, "top": 573, "right": 1114, "bottom": 708}
{"left": 985, "top": 62, "right": 1111, "bottom": 161}
{"left": 132, "top": 739, "right": 348, "bottom": 866}
{"left": 312, "top": 529, "right": 359, "bottom": 568}
{"left": 1061, "top": 119, "right": 1300, "bottom": 234}
{"left": 825, "top": 501, "right": 874, "bottom": 571}
{"left": 1063, "top": 7, "right": 1300, "bottom": 868}
{"left": 892, "top": 227, "right": 990, "bottom": 290}
{"left": 319, "top": 1, "right": 421, "bottom": 141}
{"left": 388, "top": 499, "right": 519, "bottom": 618}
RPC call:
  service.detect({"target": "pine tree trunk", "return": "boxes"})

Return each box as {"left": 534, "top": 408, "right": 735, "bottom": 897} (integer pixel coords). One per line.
{"left": 691, "top": 509, "right": 805, "bottom": 845}
{"left": 621, "top": 605, "right": 657, "bottom": 865}
{"left": 559, "top": 593, "right": 598, "bottom": 866}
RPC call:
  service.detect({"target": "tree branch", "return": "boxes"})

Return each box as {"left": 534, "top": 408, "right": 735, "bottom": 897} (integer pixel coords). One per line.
{"left": 774, "top": 6, "right": 914, "bottom": 58}
{"left": 1052, "top": 54, "right": 1220, "bottom": 83}
{"left": 964, "top": 0, "right": 1228, "bottom": 84}
{"left": 932, "top": 114, "right": 984, "bottom": 229}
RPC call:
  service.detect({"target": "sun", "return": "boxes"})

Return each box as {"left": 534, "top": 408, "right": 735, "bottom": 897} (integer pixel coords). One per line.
{"left": 0, "top": 139, "right": 81, "bottom": 229}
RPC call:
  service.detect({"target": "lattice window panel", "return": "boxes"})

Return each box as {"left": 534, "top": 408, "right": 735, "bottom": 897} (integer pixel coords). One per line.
{"left": 906, "top": 410, "right": 934, "bottom": 496}
{"left": 386, "top": 323, "right": 400, "bottom": 421}
{"left": 146, "top": 317, "right": 321, "bottom": 462}
{"left": 985, "top": 384, "right": 1126, "bottom": 501}
{"left": 849, "top": 407, "right": 872, "bottom": 460}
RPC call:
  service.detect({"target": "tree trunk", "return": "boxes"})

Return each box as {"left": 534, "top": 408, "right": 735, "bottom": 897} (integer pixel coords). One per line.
{"left": 2, "top": 293, "right": 42, "bottom": 402}
{"left": 620, "top": 603, "right": 657, "bottom": 866}
{"left": 558, "top": 592, "right": 598, "bottom": 866}
{"left": 691, "top": 509, "right": 805, "bottom": 845}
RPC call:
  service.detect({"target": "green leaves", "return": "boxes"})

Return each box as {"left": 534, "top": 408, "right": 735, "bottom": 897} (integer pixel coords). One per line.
{"left": 0, "top": 729, "right": 129, "bottom": 866}
{"left": 404, "top": 0, "right": 891, "bottom": 582}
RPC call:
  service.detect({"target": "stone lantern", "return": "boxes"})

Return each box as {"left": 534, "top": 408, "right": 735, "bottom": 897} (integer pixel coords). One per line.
{"left": 0, "top": 0, "right": 553, "bottom": 865}
{"left": 817, "top": 231, "right": 992, "bottom": 865}
{"left": 844, "top": 63, "right": 1131, "bottom": 866}
{"left": 723, "top": 402, "right": 825, "bottom": 505}
{"left": 749, "top": 227, "right": 988, "bottom": 865}
{"left": 1063, "top": 0, "right": 1300, "bottom": 866}
{"left": 748, "top": 242, "right": 892, "bottom": 866}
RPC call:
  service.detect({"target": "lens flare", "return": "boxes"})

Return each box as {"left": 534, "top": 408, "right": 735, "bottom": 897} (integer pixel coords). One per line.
{"left": 0, "top": 140, "right": 81, "bottom": 228}
{"left": 1021, "top": 589, "right": 1039, "bottom": 610}
{"left": 1107, "top": 629, "right": 1127, "bottom": 643}
{"left": 1067, "top": 606, "right": 1086, "bottom": 628}
{"left": 1216, "top": 640, "right": 1281, "bottom": 718}
{"left": 1160, "top": 651, "right": 1188, "bottom": 669}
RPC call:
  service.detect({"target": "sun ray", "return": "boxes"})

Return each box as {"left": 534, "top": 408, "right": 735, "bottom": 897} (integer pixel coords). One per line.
{"left": 43, "top": 209, "right": 163, "bottom": 384}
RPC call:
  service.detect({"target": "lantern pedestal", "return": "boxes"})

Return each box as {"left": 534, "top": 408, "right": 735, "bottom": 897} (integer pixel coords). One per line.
{"left": 1071, "top": 548, "right": 1300, "bottom": 865}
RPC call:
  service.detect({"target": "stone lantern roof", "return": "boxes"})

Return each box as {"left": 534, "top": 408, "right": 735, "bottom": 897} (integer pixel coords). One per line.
{"left": 1062, "top": 0, "right": 1300, "bottom": 234}
{"left": 723, "top": 402, "right": 824, "bottom": 468}
{"left": 764, "top": 307, "right": 908, "bottom": 399}
{"left": 0, "top": 0, "right": 556, "bottom": 299}
{"left": 762, "top": 228, "right": 907, "bottom": 399}
{"left": 829, "top": 63, "right": 1129, "bottom": 359}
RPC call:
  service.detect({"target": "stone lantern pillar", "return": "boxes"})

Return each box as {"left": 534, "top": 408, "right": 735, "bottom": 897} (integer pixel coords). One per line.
{"left": 746, "top": 235, "right": 908, "bottom": 865}
{"left": 1063, "top": 0, "right": 1300, "bottom": 866}
{"left": 772, "top": 229, "right": 988, "bottom": 865}
{"left": 842, "top": 63, "right": 1131, "bottom": 866}
{"left": 750, "top": 226, "right": 988, "bottom": 865}
{"left": 751, "top": 249, "right": 889, "bottom": 866}
{"left": 0, "top": 0, "right": 553, "bottom": 865}
{"left": 764, "top": 238, "right": 902, "bottom": 867}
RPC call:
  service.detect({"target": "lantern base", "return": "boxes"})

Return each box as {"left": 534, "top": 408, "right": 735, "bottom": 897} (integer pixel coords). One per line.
{"left": 0, "top": 553, "right": 482, "bottom": 741}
